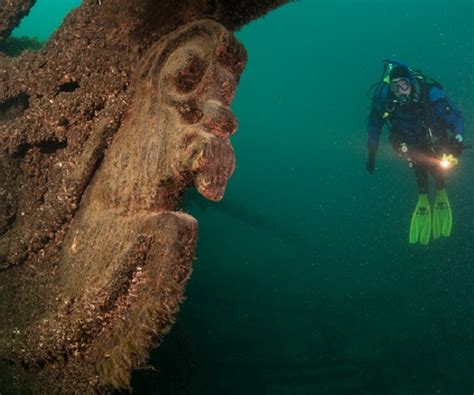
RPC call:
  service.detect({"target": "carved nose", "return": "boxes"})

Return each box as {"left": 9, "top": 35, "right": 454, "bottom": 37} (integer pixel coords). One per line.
{"left": 201, "top": 99, "right": 237, "bottom": 139}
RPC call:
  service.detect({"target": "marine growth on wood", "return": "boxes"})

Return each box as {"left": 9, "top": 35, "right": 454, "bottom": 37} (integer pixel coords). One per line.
{"left": 0, "top": 0, "right": 289, "bottom": 393}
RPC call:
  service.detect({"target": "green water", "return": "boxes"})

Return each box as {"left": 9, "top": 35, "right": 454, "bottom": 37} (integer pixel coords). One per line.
{"left": 11, "top": 1, "right": 474, "bottom": 394}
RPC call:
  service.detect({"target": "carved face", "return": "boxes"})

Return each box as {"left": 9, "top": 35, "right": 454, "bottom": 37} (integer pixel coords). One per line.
{"left": 154, "top": 25, "right": 246, "bottom": 201}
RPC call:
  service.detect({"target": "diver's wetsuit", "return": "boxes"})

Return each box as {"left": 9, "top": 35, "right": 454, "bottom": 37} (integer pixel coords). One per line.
{"left": 367, "top": 82, "right": 465, "bottom": 193}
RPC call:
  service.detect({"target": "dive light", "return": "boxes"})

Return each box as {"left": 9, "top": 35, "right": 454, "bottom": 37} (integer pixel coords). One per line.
{"left": 439, "top": 154, "right": 458, "bottom": 169}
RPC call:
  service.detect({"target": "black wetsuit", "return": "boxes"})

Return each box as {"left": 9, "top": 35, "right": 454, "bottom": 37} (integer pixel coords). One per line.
{"left": 367, "top": 82, "right": 465, "bottom": 193}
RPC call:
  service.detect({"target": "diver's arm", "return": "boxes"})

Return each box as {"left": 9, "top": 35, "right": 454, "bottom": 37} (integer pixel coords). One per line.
{"left": 366, "top": 107, "right": 385, "bottom": 172}
{"left": 438, "top": 101, "right": 465, "bottom": 137}
{"left": 429, "top": 87, "right": 465, "bottom": 137}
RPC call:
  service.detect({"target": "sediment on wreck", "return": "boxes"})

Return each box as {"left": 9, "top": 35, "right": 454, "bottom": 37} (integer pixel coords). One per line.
{"left": 0, "top": 0, "right": 290, "bottom": 393}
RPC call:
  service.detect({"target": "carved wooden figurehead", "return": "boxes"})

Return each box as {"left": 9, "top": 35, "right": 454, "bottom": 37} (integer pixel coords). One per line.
{"left": 0, "top": 1, "right": 289, "bottom": 393}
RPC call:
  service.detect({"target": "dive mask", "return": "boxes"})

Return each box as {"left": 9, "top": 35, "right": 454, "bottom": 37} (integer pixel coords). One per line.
{"left": 390, "top": 78, "right": 411, "bottom": 104}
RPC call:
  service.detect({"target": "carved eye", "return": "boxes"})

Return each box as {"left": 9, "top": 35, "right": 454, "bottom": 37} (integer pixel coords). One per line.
{"left": 165, "top": 49, "right": 207, "bottom": 93}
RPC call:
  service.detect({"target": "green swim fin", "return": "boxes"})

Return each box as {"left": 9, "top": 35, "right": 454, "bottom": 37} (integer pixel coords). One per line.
{"left": 409, "top": 194, "right": 431, "bottom": 245}
{"left": 433, "top": 188, "right": 452, "bottom": 239}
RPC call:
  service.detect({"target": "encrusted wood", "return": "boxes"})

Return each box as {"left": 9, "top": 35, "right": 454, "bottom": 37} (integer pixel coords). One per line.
{"left": 0, "top": 0, "right": 289, "bottom": 393}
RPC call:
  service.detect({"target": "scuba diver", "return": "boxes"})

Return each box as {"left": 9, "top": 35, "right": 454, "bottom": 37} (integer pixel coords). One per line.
{"left": 366, "top": 60, "right": 466, "bottom": 245}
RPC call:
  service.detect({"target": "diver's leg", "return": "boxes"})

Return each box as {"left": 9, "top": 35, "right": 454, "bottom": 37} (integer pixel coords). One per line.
{"left": 431, "top": 166, "right": 452, "bottom": 238}
{"left": 431, "top": 166, "right": 446, "bottom": 191}
{"left": 413, "top": 164, "right": 429, "bottom": 194}
{"left": 409, "top": 163, "right": 431, "bottom": 244}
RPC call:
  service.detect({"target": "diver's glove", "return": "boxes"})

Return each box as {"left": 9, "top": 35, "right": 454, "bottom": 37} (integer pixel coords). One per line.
{"left": 366, "top": 146, "right": 376, "bottom": 173}
{"left": 451, "top": 133, "right": 464, "bottom": 156}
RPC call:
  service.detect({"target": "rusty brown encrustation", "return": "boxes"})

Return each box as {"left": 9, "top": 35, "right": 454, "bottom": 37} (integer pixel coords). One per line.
{"left": 0, "top": 0, "right": 290, "bottom": 393}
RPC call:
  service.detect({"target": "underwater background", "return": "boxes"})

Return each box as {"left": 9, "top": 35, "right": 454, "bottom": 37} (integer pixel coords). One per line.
{"left": 11, "top": 0, "right": 473, "bottom": 394}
